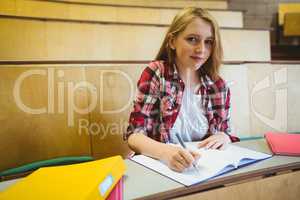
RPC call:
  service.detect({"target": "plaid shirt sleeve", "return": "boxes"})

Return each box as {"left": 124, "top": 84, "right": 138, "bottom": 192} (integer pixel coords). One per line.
{"left": 124, "top": 65, "right": 161, "bottom": 141}
{"left": 220, "top": 87, "right": 240, "bottom": 142}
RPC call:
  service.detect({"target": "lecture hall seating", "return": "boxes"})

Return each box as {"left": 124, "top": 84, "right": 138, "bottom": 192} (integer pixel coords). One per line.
{"left": 0, "top": 1, "right": 299, "bottom": 180}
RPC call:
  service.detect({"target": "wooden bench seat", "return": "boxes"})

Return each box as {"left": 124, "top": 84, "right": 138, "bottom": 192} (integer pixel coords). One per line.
{"left": 283, "top": 13, "right": 300, "bottom": 36}
{"left": 0, "top": 17, "right": 270, "bottom": 62}
{"left": 0, "top": 0, "right": 243, "bottom": 28}
{"left": 0, "top": 0, "right": 242, "bottom": 28}
{"left": 278, "top": 3, "right": 300, "bottom": 26}
{"left": 58, "top": 0, "right": 229, "bottom": 9}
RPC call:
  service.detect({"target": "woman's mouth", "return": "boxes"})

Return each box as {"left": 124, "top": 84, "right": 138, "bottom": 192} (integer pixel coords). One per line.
{"left": 190, "top": 56, "right": 204, "bottom": 62}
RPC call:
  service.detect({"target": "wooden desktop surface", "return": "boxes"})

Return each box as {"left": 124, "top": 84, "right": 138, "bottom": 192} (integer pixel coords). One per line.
{"left": 124, "top": 139, "right": 300, "bottom": 200}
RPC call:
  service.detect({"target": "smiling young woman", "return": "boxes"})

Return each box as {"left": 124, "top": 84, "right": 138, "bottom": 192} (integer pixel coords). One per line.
{"left": 124, "top": 7, "right": 239, "bottom": 172}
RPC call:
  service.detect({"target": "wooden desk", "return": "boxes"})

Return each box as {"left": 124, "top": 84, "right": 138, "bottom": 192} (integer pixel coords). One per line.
{"left": 124, "top": 139, "right": 300, "bottom": 200}
{"left": 1, "top": 139, "right": 300, "bottom": 200}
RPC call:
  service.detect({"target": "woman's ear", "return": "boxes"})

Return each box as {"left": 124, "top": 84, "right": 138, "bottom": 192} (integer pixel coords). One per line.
{"left": 168, "top": 33, "right": 176, "bottom": 50}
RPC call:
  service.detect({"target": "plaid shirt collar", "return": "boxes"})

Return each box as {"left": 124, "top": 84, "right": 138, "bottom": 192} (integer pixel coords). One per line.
{"left": 167, "top": 63, "right": 215, "bottom": 89}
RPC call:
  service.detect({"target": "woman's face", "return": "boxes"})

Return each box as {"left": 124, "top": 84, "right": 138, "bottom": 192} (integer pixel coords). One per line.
{"left": 170, "top": 17, "right": 214, "bottom": 71}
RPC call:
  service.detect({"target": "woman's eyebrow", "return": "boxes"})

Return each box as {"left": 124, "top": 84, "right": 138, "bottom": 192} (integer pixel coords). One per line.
{"left": 186, "top": 34, "right": 214, "bottom": 40}
{"left": 185, "top": 34, "right": 200, "bottom": 37}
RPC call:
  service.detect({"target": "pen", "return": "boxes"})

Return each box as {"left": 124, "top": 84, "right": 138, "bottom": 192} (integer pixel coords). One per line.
{"left": 175, "top": 133, "right": 199, "bottom": 171}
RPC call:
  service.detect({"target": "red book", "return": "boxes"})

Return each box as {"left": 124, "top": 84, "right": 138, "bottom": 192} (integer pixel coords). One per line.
{"left": 265, "top": 132, "right": 300, "bottom": 156}
{"left": 107, "top": 177, "right": 123, "bottom": 200}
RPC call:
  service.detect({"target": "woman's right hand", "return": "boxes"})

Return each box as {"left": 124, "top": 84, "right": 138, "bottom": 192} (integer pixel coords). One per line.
{"left": 161, "top": 145, "right": 201, "bottom": 172}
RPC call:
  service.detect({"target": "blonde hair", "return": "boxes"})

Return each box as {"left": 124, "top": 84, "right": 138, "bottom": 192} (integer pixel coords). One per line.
{"left": 155, "top": 7, "right": 223, "bottom": 81}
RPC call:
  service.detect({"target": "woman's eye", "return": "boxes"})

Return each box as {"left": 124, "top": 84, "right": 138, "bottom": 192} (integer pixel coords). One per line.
{"left": 205, "top": 40, "right": 213, "bottom": 46}
{"left": 186, "top": 37, "right": 198, "bottom": 44}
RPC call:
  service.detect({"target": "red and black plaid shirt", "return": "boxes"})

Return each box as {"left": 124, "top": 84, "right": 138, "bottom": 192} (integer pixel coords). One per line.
{"left": 125, "top": 61, "right": 239, "bottom": 143}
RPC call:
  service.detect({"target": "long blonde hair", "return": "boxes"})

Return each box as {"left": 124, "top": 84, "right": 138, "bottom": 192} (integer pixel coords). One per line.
{"left": 155, "top": 7, "right": 223, "bottom": 81}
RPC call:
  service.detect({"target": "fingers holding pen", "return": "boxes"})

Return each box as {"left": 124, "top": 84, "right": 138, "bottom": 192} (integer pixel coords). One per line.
{"left": 179, "top": 149, "right": 200, "bottom": 167}
{"left": 163, "top": 145, "right": 201, "bottom": 172}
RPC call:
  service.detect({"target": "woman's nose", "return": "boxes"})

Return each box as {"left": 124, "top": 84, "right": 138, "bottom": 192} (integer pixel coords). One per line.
{"left": 195, "top": 41, "right": 205, "bottom": 53}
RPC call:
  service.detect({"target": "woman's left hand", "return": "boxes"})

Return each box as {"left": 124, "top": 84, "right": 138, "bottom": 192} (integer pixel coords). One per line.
{"left": 197, "top": 132, "right": 231, "bottom": 150}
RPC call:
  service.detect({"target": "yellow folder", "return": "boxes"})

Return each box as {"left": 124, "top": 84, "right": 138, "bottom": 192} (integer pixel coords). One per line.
{"left": 0, "top": 156, "right": 126, "bottom": 200}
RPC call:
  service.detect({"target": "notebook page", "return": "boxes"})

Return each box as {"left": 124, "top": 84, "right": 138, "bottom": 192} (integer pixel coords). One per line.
{"left": 187, "top": 143, "right": 271, "bottom": 165}
{"left": 225, "top": 145, "right": 272, "bottom": 166}
{"left": 132, "top": 154, "right": 227, "bottom": 186}
{"left": 131, "top": 143, "right": 271, "bottom": 186}
{"left": 186, "top": 142, "right": 241, "bottom": 168}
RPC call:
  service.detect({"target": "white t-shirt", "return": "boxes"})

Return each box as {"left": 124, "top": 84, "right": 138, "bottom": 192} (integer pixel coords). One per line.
{"left": 169, "top": 87, "right": 209, "bottom": 143}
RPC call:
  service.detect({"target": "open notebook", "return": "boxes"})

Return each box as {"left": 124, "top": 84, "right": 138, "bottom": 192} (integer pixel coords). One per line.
{"left": 131, "top": 143, "right": 272, "bottom": 186}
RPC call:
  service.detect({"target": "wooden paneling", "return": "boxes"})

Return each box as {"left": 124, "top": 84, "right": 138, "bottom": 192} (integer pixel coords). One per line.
{"left": 85, "top": 63, "right": 299, "bottom": 142}
{"left": 1, "top": 62, "right": 300, "bottom": 170}
{"left": 85, "top": 64, "right": 145, "bottom": 159}
{"left": 0, "top": 66, "right": 91, "bottom": 172}
{"left": 173, "top": 170, "right": 300, "bottom": 200}
{"left": 222, "top": 63, "right": 300, "bottom": 138}
{"left": 220, "top": 64, "right": 251, "bottom": 138}
{"left": 0, "top": 18, "right": 270, "bottom": 62}
{"left": 0, "top": 0, "right": 242, "bottom": 28}
{"left": 247, "top": 63, "right": 300, "bottom": 136}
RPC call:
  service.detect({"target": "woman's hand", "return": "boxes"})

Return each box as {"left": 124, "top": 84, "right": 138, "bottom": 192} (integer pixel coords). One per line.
{"left": 198, "top": 132, "right": 231, "bottom": 150}
{"left": 161, "top": 145, "right": 201, "bottom": 172}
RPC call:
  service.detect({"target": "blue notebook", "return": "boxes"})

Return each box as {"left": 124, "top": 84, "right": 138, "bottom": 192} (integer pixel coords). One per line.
{"left": 131, "top": 143, "right": 272, "bottom": 186}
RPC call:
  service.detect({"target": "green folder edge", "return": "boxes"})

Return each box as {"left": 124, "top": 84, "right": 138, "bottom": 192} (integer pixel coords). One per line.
{"left": 239, "top": 132, "right": 300, "bottom": 141}
{"left": 239, "top": 136, "right": 264, "bottom": 141}
{"left": 0, "top": 156, "right": 94, "bottom": 177}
